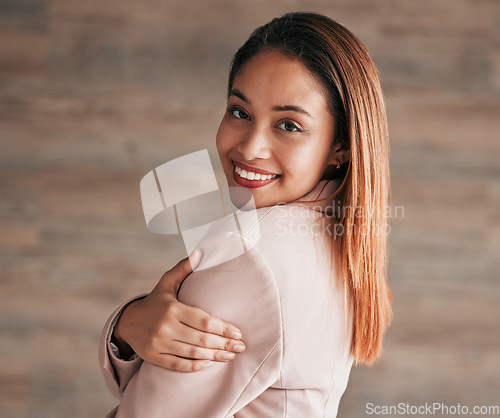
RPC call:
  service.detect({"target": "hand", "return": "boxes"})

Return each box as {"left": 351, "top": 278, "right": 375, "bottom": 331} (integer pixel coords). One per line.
{"left": 112, "top": 249, "right": 246, "bottom": 372}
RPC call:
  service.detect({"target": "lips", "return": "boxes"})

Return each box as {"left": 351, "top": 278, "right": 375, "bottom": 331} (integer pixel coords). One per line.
{"left": 232, "top": 161, "right": 280, "bottom": 189}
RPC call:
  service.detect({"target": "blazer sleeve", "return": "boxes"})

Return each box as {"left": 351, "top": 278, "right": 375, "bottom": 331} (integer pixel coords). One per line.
{"left": 99, "top": 295, "right": 148, "bottom": 399}
{"left": 109, "top": 235, "right": 283, "bottom": 418}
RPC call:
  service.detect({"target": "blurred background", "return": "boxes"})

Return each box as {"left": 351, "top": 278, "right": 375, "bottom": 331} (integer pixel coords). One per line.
{"left": 1, "top": 0, "right": 499, "bottom": 417}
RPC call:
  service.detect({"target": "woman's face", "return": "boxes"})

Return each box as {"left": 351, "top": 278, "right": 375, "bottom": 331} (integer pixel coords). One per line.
{"left": 216, "top": 51, "right": 338, "bottom": 208}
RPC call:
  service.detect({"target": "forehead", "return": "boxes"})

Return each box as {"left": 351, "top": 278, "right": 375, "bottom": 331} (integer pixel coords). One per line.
{"left": 232, "top": 51, "right": 329, "bottom": 110}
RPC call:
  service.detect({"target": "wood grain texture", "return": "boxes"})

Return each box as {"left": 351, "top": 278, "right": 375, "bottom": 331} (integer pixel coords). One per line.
{"left": 0, "top": 1, "right": 499, "bottom": 417}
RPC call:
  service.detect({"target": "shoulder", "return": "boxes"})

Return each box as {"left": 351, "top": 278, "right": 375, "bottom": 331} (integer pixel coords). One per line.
{"left": 186, "top": 203, "right": 339, "bottom": 325}
{"left": 184, "top": 205, "right": 282, "bottom": 308}
{"left": 178, "top": 207, "right": 299, "bottom": 358}
{"left": 179, "top": 242, "right": 283, "bottom": 371}
{"left": 180, "top": 244, "right": 280, "bottom": 318}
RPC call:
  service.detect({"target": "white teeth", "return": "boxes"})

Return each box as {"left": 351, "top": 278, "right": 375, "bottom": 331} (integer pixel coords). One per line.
{"left": 234, "top": 165, "right": 278, "bottom": 181}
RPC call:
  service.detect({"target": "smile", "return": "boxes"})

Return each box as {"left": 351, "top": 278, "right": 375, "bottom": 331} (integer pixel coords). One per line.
{"left": 235, "top": 166, "right": 277, "bottom": 181}
{"left": 232, "top": 162, "right": 280, "bottom": 189}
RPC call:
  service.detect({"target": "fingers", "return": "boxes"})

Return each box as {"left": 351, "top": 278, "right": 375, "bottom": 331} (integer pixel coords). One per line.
{"left": 181, "top": 304, "right": 243, "bottom": 340}
{"left": 147, "top": 339, "right": 244, "bottom": 372}
{"left": 175, "top": 323, "right": 246, "bottom": 354}
{"left": 149, "top": 354, "right": 214, "bottom": 373}
{"left": 166, "top": 341, "right": 238, "bottom": 362}
{"left": 176, "top": 305, "right": 246, "bottom": 352}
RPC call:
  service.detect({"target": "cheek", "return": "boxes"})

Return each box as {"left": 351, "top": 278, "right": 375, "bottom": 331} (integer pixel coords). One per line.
{"left": 215, "top": 126, "right": 230, "bottom": 163}
{"left": 280, "top": 143, "right": 329, "bottom": 180}
{"left": 216, "top": 119, "right": 235, "bottom": 156}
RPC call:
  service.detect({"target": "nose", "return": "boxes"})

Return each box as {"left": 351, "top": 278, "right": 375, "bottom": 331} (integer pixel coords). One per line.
{"left": 236, "top": 125, "right": 272, "bottom": 161}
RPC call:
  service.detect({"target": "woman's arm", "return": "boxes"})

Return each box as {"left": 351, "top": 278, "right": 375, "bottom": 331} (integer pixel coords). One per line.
{"left": 110, "top": 239, "right": 283, "bottom": 417}
{"left": 113, "top": 252, "right": 247, "bottom": 369}
{"left": 99, "top": 252, "right": 247, "bottom": 398}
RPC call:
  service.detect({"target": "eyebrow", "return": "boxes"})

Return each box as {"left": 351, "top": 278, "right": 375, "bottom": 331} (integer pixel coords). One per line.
{"left": 272, "top": 105, "right": 313, "bottom": 118}
{"left": 229, "top": 88, "right": 314, "bottom": 119}
{"left": 229, "top": 88, "right": 251, "bottom": 104}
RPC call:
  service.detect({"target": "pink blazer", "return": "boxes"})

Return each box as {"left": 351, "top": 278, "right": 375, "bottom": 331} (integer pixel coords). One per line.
{"left": 99, "top": 193, "right": 353, "bottom": 417}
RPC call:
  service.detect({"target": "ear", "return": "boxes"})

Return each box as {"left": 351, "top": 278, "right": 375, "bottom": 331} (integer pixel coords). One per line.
{"left": 321, "top": 141, "right": 350, "bottom": 180}
{"left": 328, "top": 141, "right": 350, "bottom": 166}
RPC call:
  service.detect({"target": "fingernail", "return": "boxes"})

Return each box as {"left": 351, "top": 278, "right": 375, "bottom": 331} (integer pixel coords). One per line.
{"left": 233, "top": 343, "right": 246, "bottom": 353}
{"left": 231, "top": 330, "right": 242, "bottom": 339}
{"left": 202, "top": 360, "right": 213, "bottom": 368}
{"left": 222, "top": 352, "right": 235, "bottom": 360}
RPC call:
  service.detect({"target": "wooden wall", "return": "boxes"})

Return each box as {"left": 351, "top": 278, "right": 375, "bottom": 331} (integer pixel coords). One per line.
{"left": 0, "top": 0, "right": 499, "bottom": 416}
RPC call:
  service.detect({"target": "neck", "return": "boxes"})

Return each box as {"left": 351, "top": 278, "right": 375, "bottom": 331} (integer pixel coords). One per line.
{"left": 290, "top": 179, "right": 343, "bottom": 214}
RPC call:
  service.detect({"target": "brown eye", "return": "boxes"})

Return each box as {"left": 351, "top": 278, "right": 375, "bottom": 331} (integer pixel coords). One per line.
{"left": 278, "top": 121, "right": 302, "bottom": 132}
{"left": 229, "top": 107, "right": 250, "bottom": 120}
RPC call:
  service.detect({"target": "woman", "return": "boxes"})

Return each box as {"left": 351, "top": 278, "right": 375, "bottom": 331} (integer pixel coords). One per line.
{"left": 99, "top": 12, "right": 392, "bottom": 417}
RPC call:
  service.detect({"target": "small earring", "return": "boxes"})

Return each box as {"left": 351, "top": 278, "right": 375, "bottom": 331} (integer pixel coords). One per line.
{"left": 336, "top": 162, "right": 341, "bottom": 170}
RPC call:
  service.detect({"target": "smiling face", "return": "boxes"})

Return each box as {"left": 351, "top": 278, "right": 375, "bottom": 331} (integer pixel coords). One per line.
{"left": 216, "top": 50, "right": 340, "bottom": 208}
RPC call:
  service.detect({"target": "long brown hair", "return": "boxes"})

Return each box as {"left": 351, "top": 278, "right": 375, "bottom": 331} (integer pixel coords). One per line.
{"left": 228, "top": 12, "right": 392, "bottom": 364}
